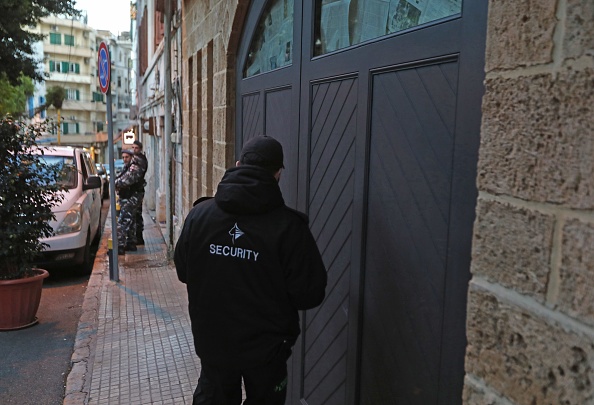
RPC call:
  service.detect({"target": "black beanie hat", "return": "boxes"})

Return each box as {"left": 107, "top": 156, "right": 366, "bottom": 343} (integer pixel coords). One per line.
{"left": 240, "top": 136, "right": 284, "bottom": 170}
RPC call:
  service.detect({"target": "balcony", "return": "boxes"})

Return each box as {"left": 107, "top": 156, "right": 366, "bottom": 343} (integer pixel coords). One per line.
{"left": 46, "top": 73, "right": 92, "bottom": 85}
{"left": 58, "top": 100, "right": 107, "bottom": 113}
{"left": 45, "top": 44, "right": 93, "bottom": 59}
{"left": 56, "top": 134, "right": 107, "bottom": 146}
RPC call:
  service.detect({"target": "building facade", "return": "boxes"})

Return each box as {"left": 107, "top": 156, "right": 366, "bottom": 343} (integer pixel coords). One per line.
{"left": 136, "top": 0, "right": 183, "bottom": 235}
{"left": 30, "top": 16, "right": 134, "bottom": 164}
{"left": 96, "top": 30, "right": 135, "bottom": 145}
{"left": 137, "top": 0, "right": 594, "bottom": 403}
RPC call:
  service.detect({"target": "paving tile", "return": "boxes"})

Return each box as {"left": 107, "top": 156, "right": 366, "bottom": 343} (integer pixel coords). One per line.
{"left": 65, "top": 212, "right": 201, "bottom": 404}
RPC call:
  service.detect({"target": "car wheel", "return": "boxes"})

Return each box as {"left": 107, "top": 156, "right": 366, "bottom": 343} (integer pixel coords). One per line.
{"left": 80, "top": 230, "right": 93, "bottom": 275}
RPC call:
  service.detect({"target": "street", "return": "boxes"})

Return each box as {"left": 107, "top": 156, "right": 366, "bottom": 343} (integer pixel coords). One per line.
{"left": 0, "top": 202, "right": 109, "bottom": 405}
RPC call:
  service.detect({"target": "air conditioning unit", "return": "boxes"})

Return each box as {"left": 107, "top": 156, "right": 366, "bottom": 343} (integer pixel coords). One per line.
{"left": 84, "top": 58, "right": 90, "bottom": 64}
{"left": 69, "top": 116, "right": 76, "bottom": 121}
{"left": 83, "top": 32, "right": 89, "bottom": 38}
{"left": 50, "top": 25, "right": 58, "bottom": 31}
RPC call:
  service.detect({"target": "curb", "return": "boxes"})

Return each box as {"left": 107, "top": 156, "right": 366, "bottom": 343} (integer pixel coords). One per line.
{"left": 63, "top": 216, "right": 113, "bottom": 405}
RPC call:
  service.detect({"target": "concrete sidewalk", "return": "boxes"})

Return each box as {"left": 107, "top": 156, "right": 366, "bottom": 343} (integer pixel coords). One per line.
{"left": 63, "top": 212, "right": 201, "bottom": 404}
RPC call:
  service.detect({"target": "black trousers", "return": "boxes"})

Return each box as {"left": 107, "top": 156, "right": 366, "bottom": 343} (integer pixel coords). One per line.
{"left": 193, "top": 343, "right": 291, "bottom": 405}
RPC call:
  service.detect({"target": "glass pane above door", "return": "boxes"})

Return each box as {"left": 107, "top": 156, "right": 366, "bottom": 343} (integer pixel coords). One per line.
{"left": 314, "top": 0, "right": 462, "bottom": 56}
{"left": 244, "top": 0, "right": 295, "bottom": 78}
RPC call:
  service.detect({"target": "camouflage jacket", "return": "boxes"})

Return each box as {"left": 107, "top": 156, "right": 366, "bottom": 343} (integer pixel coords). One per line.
{"left": 115, "top": 155, "right": 147, "bottom": 197}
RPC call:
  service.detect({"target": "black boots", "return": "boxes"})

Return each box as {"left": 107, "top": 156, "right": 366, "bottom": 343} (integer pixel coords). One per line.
{"left": 118, "top": 244, "right": 137, "bottom": 254}
{"left": 136, "top": 231, "right": 145, "bottom": 246}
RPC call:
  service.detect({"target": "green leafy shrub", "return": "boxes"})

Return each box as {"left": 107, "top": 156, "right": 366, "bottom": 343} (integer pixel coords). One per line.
{"left": 0, "top": 117, "right": 64, "bottom": 279}
{"left": 45, "top": 86, "right": 66, "bottom": 110}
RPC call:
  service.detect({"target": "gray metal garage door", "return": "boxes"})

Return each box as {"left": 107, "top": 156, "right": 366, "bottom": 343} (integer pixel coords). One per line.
{"left": 236, "top": 1, "right": 487, "bottom": 403}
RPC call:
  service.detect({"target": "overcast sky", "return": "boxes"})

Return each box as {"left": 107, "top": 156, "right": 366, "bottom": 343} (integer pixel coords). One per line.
{"left": 75, "top": 0, "right": 132, "bottom": 35}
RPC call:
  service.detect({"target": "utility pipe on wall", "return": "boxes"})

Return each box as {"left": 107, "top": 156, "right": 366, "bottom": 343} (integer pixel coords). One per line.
{"left": 164, "top": 0, "right": 173, "bottom": 249}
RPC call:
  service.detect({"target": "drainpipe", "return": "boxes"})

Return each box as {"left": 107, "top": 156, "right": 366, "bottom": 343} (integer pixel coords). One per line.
{"left": 164, "top": 0, "right": 173, "bottom": 249}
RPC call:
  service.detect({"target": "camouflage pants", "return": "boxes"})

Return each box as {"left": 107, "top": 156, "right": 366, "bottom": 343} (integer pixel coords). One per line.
{"left": 117, "top": 192, "right": 144, "bottom": 247}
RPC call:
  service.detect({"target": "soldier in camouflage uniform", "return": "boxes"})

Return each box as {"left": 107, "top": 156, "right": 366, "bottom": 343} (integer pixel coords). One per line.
{"left": 131, "top": 140, "right": 148, "bottom": 245}
{"left": 115, "top": 149, "right": 147, "bottom": 255}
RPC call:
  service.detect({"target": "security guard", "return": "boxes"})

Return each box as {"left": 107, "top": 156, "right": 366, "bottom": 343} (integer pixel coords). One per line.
{"left": 175, "top": 136, "right": 327, "bottom": 405}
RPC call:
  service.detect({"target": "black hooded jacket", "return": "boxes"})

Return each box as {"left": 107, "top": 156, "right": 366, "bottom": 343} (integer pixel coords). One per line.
{"left": 174, "top": 165, "right": 327, "bottom": 369}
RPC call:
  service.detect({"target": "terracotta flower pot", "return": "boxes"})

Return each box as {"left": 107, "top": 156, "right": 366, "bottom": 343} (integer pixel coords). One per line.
{"left": 0, "top": 269, "right": 49, "bottom": 331}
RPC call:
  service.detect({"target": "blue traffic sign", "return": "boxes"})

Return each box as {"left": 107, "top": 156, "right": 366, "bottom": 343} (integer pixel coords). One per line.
{"left": 98, "top": 42, "right": 110, "bottom": 94}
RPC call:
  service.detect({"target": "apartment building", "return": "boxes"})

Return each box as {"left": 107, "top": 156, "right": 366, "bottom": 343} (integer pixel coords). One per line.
{"left": 134, "top": 0, "right": 177, "bottom": 225}
{"left": 29, "top": 15, "right": 133, "bottom": 163}
{"left": 96, "top": 30, "right": 134, "bottom": 143}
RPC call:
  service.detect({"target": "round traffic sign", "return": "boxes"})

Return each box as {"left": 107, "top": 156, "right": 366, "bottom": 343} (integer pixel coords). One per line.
{"left": 98, "top": 41, "right": 110, "bottom": 94}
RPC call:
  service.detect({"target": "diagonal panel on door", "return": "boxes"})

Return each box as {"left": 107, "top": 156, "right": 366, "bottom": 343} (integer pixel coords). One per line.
{"left": 242, "top": 92, "right": 263, "bottom": 141}
{"left": 302, "top": 77, "right": 357, "bottom": 405}
{"left": 360, "top": 59, "right": 459, "bottom": 405}
{"left": 266, "top": 88, "right": 298, "bottom": 208}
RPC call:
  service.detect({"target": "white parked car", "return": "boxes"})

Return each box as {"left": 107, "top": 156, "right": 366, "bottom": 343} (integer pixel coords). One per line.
{"left": 33, "top": 146, "right": 103, "bottom": 274}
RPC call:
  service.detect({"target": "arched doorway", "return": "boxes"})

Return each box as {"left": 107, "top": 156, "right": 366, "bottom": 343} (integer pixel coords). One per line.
{"left": 236, "top": 1, "right": 488, "bottom": 403}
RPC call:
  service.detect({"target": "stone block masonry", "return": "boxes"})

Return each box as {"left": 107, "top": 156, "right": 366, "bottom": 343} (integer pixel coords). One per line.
{"left": 464, "top": 0, "right": 594, "bottom": 403}
{"left": 464, "top": 283, "right": 594, "bottom": 405}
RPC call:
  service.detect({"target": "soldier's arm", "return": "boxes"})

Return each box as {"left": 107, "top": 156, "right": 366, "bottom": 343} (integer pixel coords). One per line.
{"left": 115, "top": 165, "right": 143, "bottom": 189}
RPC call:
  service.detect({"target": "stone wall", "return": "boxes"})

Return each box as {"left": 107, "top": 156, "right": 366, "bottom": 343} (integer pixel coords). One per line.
{"left": 464, "top": 1, "right": 594, "bottom": 403}
{"left": 180, "top": 0, "right": 247, "bottom": 215}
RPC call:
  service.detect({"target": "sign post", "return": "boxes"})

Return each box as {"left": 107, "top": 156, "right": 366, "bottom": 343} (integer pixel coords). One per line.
{"left": 98, "top": 41, "right": 119, "bottom": 282}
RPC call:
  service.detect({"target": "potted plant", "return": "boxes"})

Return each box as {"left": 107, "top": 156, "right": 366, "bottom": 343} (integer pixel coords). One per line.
{"left": 0, "top": 116, "right": 63, "bottom": 330}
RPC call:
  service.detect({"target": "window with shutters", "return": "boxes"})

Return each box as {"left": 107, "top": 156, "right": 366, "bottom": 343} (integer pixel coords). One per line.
{"left": 28, "top": 96, "right": 34, "bottom": 118}
{"left": 39, "top": 96, "right": 46, "bottom": 118}
{"left": 50, "top": 32, "right": 61, "bottom": 45}
{"left": 64, "top": 34, "right": 74, "bottom": 46}
{"left": 50, "top": 60, "right": 65, "bottom": 72}
{"left": 67, "top": 89, "right": 80, "bottom": 100}
{"left": 93, "top": 92, "right": 105, "bottom": 102}
{"left": 68, "top": 63, "right": 80, "bottom": 74}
